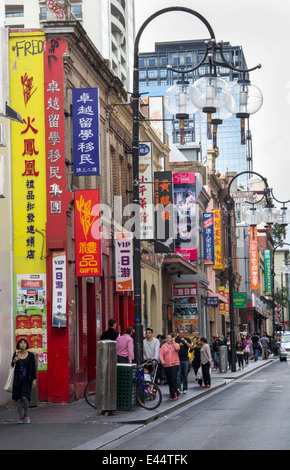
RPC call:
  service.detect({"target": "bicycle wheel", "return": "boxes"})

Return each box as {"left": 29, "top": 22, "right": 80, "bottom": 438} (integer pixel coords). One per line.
{"left": 136, "top": 380, "right": 162, "bottom": 410}
{"left": 84, "top": 379, "right": 96, "bottom": 408}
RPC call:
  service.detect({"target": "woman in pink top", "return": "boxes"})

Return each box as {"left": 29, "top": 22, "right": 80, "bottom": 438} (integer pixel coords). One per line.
{"left": 159, "top": 333, "right": 180, "bottom": 400}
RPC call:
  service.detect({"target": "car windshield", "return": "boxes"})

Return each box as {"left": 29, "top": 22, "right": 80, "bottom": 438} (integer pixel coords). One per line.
{"left": 281, "top": 334, "right": 290, "bottom": 343}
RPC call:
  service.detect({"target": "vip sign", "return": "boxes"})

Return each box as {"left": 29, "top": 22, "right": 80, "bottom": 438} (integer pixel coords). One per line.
{"left": 52, "top": 251, "right": 67, "bottom": 328}
{"left": 115, "top": 232, "right": 134, "bottom": 291}
{"left": 74, "top": 189, "right": 101, "bottom": 277}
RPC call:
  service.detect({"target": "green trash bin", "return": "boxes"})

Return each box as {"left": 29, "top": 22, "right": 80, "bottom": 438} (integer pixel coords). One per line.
{"left": 117, "top": 364, "right": 137, "bottom": 411}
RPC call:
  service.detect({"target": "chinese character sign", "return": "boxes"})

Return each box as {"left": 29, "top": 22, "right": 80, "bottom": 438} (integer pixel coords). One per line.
{"left": 173, "top": 173, "right": 197, "bottom": 261}
{"left": 173, "top": 282, "right": 198, "bottom": 336}
{"left": 154, "top": 171, "right": 174, "bottom": 253}
{"left": 213, "top": 209, "right": 223, "bottom": 270}
{"left": 139, "top": 142, "right": 154, "bottom": 240}
{"left": 250, "top": 227, "right": 259, "bottom": 290}
{"left": 75, "top": 190, "right": 101, "bottom": 277}
{"left": 73, "top": 88, "right": 100, "bottom": 176}
{"left": 219, "top": 287, "right": 226, "bottom": 315}
{"left": 203, "top": 212, "right": 215, "bottom": 265}
{"left": 115, "top": 232, "right": 134, "bottom": 291}
{"left": 52, "top": 252, "right": 67, "bottom": 328}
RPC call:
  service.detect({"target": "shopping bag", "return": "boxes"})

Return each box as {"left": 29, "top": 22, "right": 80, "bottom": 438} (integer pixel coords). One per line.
{"left": 4, "top": 366, "right": 14, "bottom": 393}
{"left": 196, "top": 367, "right": 202, "bottom": 380}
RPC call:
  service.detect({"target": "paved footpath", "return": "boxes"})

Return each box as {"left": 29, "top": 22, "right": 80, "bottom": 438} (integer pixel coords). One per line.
{"left": 0, "top": 357, "right": 277, "bottom": 450}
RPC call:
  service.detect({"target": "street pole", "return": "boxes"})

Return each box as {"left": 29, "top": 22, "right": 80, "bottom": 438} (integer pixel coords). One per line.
{"left": 227, "top": 193, "right": 237, "bottom": 372}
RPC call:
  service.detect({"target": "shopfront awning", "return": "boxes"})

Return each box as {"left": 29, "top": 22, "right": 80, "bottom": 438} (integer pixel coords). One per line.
{"left": 163, "top": 257, "right": 198, "bottom": 275}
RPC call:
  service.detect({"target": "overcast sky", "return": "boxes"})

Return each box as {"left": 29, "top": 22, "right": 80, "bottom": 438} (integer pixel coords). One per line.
{"left": 134, "top": 0, "right": 290, "bottom": 210}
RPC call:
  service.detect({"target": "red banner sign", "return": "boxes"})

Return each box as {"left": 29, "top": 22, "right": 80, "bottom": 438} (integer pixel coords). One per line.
{"left": 74, "top": 190, "right": 101, "bottom": 277}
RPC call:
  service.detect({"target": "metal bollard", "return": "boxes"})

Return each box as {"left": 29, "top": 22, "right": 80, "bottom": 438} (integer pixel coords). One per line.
{"left": 219, "top": 345, "right": 228, "bottom": 373}
{"left": 95, "top": 340, "right": 117, "bottom": 413}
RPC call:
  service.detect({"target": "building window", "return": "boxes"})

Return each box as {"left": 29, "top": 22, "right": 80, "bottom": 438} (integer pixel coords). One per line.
{"left": 148, "top": 59, "right": 156, "bottom": 67}
{"left": 71, "top": 5, "right": 82, "bottom": 19}
{"left": 139, "top": 59, "right": 145, "bottom": 67}
{"left": 5, "top": 5, "right": 24, "bottom": 17}
{"left": 40, "top": 7, "right": 46, "bottom": 21}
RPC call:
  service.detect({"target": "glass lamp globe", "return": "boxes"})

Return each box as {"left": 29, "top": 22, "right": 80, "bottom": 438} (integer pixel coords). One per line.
{"left": 190, "top": 76, "right": 230, "bottom": 112}
{"left": 261, "top": 207, "right": 279, "bottom": 225}
{"left": 164, "top": 82, "right": 199, "bottom": 119}
{"left": 243, "top": 207, "right": 262, "bottom": 226}
{"left": 226, "top": 81, "right": 263, "bottom": 117}
{"left": 277, "top": 208, "right": 290, "bottom": 226}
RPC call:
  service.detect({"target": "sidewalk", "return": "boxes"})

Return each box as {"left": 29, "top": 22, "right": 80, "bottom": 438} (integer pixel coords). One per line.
{"left": 0, "top": 356, "right": 277, "bottom": 450}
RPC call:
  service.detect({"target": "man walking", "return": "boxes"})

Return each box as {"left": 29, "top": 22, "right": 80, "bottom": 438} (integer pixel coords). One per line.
{"left": 260, "top": 333, "right": 269, "bottom": 360}
{"left": 251, "top": 332, "right": 261, "bottom": 361}
{"left": 143, "top": 327, "right": 160, "bottom": 362}
{"left": 175, "top": 329, "right": 193, "bottom": 394}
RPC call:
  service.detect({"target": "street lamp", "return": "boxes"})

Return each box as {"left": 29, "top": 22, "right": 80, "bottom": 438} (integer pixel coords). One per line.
{"left": 132, "top": 7, "right": 263, "bottom": 366}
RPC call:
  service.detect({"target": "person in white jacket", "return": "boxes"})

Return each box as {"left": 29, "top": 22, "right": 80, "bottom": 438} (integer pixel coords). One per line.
{"left": 143, "top": 327, "right": 160, "bottom": 362}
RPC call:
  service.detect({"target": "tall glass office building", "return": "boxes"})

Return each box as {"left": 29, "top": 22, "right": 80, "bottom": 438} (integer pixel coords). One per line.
{"left": 139, "top": 40, "right": 249, "bottom": 182}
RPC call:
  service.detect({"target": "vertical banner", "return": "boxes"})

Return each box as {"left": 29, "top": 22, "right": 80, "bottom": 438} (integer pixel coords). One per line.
{"left": 115, "top": 232, "right": 134, "bottom": 291}
{"left": 154, "top": 171, "right": 175, "bottom": 253}
{"left": 173, "top": 283, "right": 198, "bottom": 336}
{"left": 225, "top": 288, "right": 229, "bottom": 316}
{"left": 72, "top": 87, "right": 100, "bottom": 176}
{"left": 203, "top": 212, "right": 215, "bottom": 265}
{"left": 219, "top": 287, "right": 226, "bottom": 315}
{"left": 173, "top": 173, "right": 197, "bottom": 261}
{"left": 44, "top": 38, "right": 71, "bottom": 236}
{"left": 250, "top": 227, "right": 259, "bottom": 290}
{"left": 52, "top": 251, "right": 67, "bottom": 327}
{"left": 139, "top": 142, "right": 154, "bottom": 239}
{"left": 75, "top": 189, "right": 101, "bottom": 277}
{"left": 213, "top": 209, "right": 223, "bottom": 270}
{"left": 264, "top": 249, "right": 272, "bottom": 295}
{"left": 10, "top": 31, "right": 47, "bottom": 365}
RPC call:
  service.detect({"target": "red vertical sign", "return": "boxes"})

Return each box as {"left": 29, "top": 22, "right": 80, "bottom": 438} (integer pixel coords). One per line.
{"left": 74, "top": 190, "right": 101, "bottom": 277}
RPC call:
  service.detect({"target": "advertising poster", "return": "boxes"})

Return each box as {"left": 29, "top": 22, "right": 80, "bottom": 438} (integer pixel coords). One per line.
{"left": 115, "top": 232, "right": 134, "bottom": 291}
{"left": 75, "top": 189, "right": 101, "bottom": 277}
{"left": 15, "top": 274, "right": 47, "bottom": 371}
{"left": 173, "top": 282, "right": 198, "bottom": 336}
{"left": 154, "top": 171, "right": 174, "bottom": 253}
{"left": 173, "top": 173, "right": 197, "bottom": 261}
{"left": 264, "top": 249, "right": 272, "bottom": 295}
{"left": 72, "top": 87, "right": 100, "bottom": 176}
{"left": 139, "top": 142, "right": 154, "bottom": 240}
{"left": 52, "top": 251, "right": 67, "bottom": 328}
{"left": 203, "top": 212, "right": 215, "bottom": 265}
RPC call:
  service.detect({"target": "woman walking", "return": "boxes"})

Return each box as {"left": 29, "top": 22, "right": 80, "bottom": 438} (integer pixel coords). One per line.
{"left": 159, "top": 333, "right": 180, "bottom": 400}
{"left": 11, "top": 338, "right": 37, "bottom": 424}
{"left": 200, "top": 337, "right": 212, "bottom": 388}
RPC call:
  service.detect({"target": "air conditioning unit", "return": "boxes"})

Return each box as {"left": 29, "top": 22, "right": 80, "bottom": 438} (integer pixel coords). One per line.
{"left": 0, "top": 124, "right": 6, "bottom": 147}
{"left": 0, "top": 154, "right": 6, "bottom": 198}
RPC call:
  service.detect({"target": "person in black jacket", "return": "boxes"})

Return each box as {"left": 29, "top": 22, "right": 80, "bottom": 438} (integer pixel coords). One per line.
{"left": 213, "top": 335, "right": 223, "bottom": 370}
{"left": 100, "top": 318, "right": 119, "bottom": 340}
{"left": 175, "top": 329, "right": 193, "bottom": 394}
{"left": 12, "top": 338, "right": 37, "bottom": 424}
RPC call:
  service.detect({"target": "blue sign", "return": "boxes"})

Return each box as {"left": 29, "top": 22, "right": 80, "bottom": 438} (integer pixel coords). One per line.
{"left": 206, "top": 297, "right": 219, "bottom": 306}
{"left": 73, "top": 88, "right": 100, "bottom": 176}
{"left": 203, "top": 212, "right": 215, "bottom": 265}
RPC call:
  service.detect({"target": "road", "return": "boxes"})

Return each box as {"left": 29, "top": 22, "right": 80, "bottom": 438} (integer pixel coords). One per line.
{"left": 100, "top": 360, "right": 290, "bottom": 451}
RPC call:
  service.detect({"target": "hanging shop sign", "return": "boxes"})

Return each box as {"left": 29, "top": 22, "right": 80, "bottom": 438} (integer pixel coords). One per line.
{"left": 206, "top": 297, "right": 219, "bottom": 306}
{"left": 173, "top": 282, "right": 198, "bottom": 336}
{"left": 233, "top": 292, "right": 247, "bottom": 308}
{"left": 75, "top": 189, "right": 101, "bottom": 277}
{"left": 52, "top": 251, "right": 67, "bottom": 327}
{"left": 139, "top": 142, "right": 154, "bottom": 240}
{"left": 154, "top": 171, "right": 174, "bottom": 253}
{"left": 173, "top": 173, "right": 197, "bottom": 261}
{"left": 115, "top": 232, "right": 134, "bottom": 291}
{"left": 203, "top": 212, "right": 215, "bottom": 265}
{"left": 219, "top": 287, "right": 226, "bottom": 315}
{"left": 213, "top": 209, "right": 223, "bottom": 270}
{"left": 264, "top": 249, "right": 272, "bottom": 296}
{"left": 250, "top": 227, "right": 259, "bottom": 290}
{"left": 72, "top": 87, "right": 100, "bottom": 176}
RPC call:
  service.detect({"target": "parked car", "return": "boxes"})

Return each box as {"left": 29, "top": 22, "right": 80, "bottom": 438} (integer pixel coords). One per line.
{"left": 279, "top": 332, "right": 290, "bottom": 361}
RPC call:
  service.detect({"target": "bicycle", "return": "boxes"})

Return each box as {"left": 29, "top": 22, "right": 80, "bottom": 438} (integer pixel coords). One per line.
{"left": 135, "top": 360, "right": 162, "bottom": 410}
{"left": 84, "top": 378, "right": 96, "bottom": 408}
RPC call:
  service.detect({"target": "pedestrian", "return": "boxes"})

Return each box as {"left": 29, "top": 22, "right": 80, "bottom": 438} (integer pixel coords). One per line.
{"left": 260, "top": 333, "right": 269, "bottom": 360}
{"left": 213, "top": 335, "right": 223, "bottom": 370}
{"left": 175, "top": 328, "right": 193, "bottom": 394}
{"left": 143, "top": 327, "right": 160, "bottom": 362}
{"left": 271, "top": 335, "right": 279, "bottom": 356}
{"left": 225, "top": 335, "right": 232, "bottom": 369}
{"left": 116, "top": 327, "right": 134, "bottom": 363}
{"left": 236, "top": 336, "right": 245, "bottom": 369}
{"left": 243, "top": 336, "right": 251, "bottom": 364}
{"left": 11, "top": 338, "right": 37, "bottom": 424}
{"left": 100, "top": 318, "right": 119, "bottom": 340}
{"left": 200, "top": 337, "right": 212, "bottom": 388}
{"left": 159, "top": 333, "right": 180, "bottom": 400}
{"left": 191, "top": 337, "right": 202, "bottom": 384}
{"left": 251, "top": 332, "right": 261, "bottom": 362}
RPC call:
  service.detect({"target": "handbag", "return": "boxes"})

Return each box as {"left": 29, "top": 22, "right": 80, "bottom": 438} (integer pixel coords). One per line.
{"left": 4, "top": 366, "right": 14, "bottom": 393}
